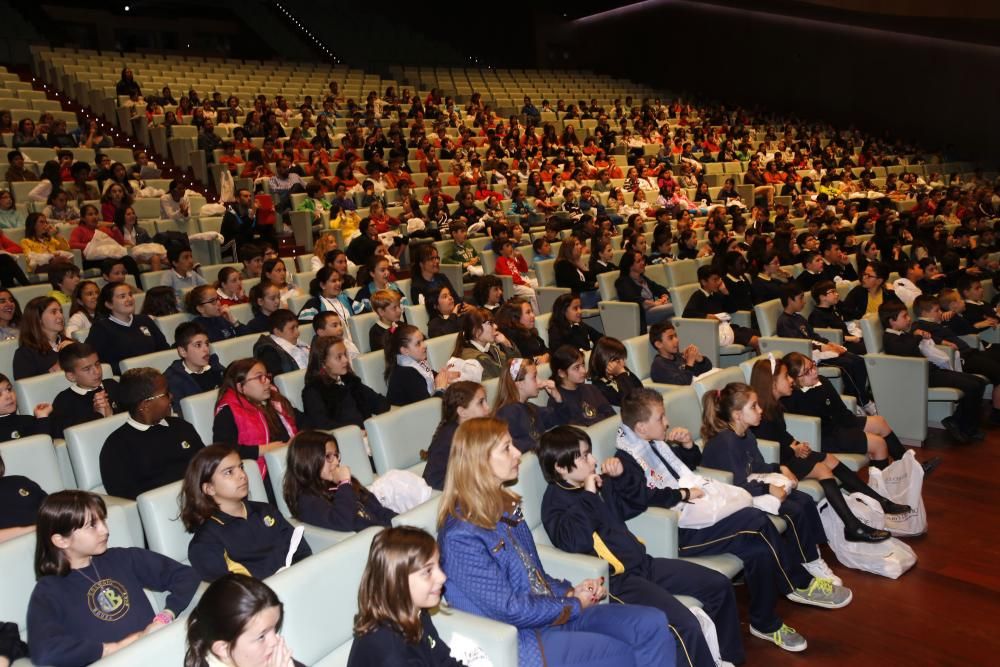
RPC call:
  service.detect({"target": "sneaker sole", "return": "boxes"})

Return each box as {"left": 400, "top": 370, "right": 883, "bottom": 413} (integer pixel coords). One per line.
{"left": 749, "top": 626, "right": 808, "bottom": 652}
{"left": 786, "top": 588, "right": 853, "bottom": 609}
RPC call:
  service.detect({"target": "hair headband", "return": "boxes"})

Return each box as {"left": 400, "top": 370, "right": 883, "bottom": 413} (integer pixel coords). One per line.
{"left": 509, "top": 358, "right": 524, "bottom": 380}
{"left": 768, "top": 352, "right": 776, "bottom": 374}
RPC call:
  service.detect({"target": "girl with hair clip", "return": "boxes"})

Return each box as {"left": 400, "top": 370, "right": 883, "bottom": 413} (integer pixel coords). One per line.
{"left": 28, "top": 491, "right": 200, "bottom": 667}
{"left": 348, "top": 526, "right": 462, "bottom": 666}
{"left": 587, "top": 336, "right": 643, "bottom": 407}
{"left": 384, "top": 324, "right": 458, "bottom": 407}
{"left": 749, "top": 356, "right": 907, "bottom": 541}
{"left": 495, "top": 296, "right": 548, "bottom": 364}
{"left": 0, "top": 450, "right": 46, "bottom": 543}
{"left": 185, "top": 574, "right": 302, "bottom": 667}
{"left": 283, "top": 430, "right": 395, "bottom": 532}
{"left": 700, "top": 383, "right": 855, "bottom": 587}
{"left": 261, "top": 258, "right": 300, "bottom": 309}
{"left": 296, "top": 265, "right": 354, "bottom": 340}
{"left": 423, "top": 381, "right": 490, "bottom": 491}
{"left": 353, "top": 255, "right": 409, "bottom": 314}
{"left": 13, "top": 296, "right": 71, "bottom": 379}
{"left": 182, "top": 445, "right": 312, "bottom": 582}
{"left": 494, "top": 357, "right": 564, "bottom": 453}
{"left": 436, "top": 417, "right": 676, "bottom": 667}
{"left": 186, "top": 284, "right": 249, "bottom": 342}
{"left": 0, "top": 371, "right": 51, "bottom": 441}
{"left": 550, "top": 344, "right": 615, "bottom": 426}
{"left": 66, "top": 280, "right": 99, "bottom": 339}
{"left": 547, "top": 293, "right": 601, "bottom": 352}
{"left": 425, "top": 285, "right": 462, "bottom": 338}
{"left": 451, "top": 307, "right": 516, "bottom": 380}
{"left": 780, "top": 351, "right": 904, "bottom": 468}
{"left": 246, "top": 281, "right": 281, "bottom": 333}
{"left": 301, "top": 335, "right": 389, "bottom": 430}
{"left": 213, "top": 359, "right": 300, "bottom": 483}
{"left": 215, "top": 266, "right": 248, "bottom": 308}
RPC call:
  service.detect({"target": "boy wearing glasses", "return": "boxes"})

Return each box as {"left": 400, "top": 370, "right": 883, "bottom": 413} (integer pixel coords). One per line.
{"left": 808, "top": 280, "right": 866, "bottom": 354}
{"left": 99, "top": 367, "right": 205, "bottom": 500}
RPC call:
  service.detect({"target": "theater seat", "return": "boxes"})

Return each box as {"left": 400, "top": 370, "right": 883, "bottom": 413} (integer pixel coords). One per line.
{"left": 352, "top": 350, "right": 387, "bottom": 396}
{"left": 620, "top": 334, "right": 684, "bottom": 395}
{"left": 425, "top": 332, "right": 458, "bottom": 371}
{"left": 365, "top": 398, "right": 441, "bottom": 475}
{"left": 596, "top": 270, "right": 640, "bottom": 340}
{"left": 273, "top": 369, "right": 307, "bottom": 412}
{"left": 211, "top": 332, "right": 258, "bottom": 367}
{"left": 119, "top": 348, "right": 179, "bottom": 374}
{"left": 13, "top": 363, "right": 114, "bottom": 413}
{"left": 89, "top": 616, "right": 187, "bottom": 667}
{"left": 153, "top": 313, "right": 194, "bottom": 346}
{"left": 0, "top": 435, "right": 67, "bottom": 494}
{"left": 179, "top": 389, "right": 217, "bottom": 447}
{"left": 348, "top": 312, "right": 379, "bottom": 354}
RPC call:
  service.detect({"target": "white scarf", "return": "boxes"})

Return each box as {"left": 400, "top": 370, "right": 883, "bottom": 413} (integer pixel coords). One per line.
{"left": 615, "top": 424, "right": 694, "bottom": 490}
{"left": 397, "top": 354, "right": 435, "bottom": 395}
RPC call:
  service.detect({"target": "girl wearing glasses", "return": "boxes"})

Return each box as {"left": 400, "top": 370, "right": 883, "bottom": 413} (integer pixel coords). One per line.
{"left": 185, "top": 284, "right": 248, "bottom": 342}
{"left": 213, "top": 359, "right": 300, "bottom": 486}
{"left": 283, "top": 430, "right": 395, "bottom": 532}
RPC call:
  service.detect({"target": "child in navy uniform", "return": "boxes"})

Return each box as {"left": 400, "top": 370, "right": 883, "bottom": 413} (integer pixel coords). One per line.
{"left": 27, "top": 491, "right": 199, "bottom": 666}
{"left": 587, "top": 336, "right": 644, "bottom": 407}
{"left": 649, "top": 321, "right": 713, "bottom": 386}
{"left": 0, "top": 372, "right": 51, "bottom": 442}
{"left": 0, "top": 451, "right": 46, "bottom": 543}
{"left": 423, "top": 382, "right": 490, "bottom": 490}
{"left": 182, "top": 445, "right": 311, "bottom": 581}
{"left": 550, "top": 345, "right": 615, "bottom": 426}
{"left": 494, "top": 357, "right": 564, "bottom": 452}
{"left": 539, "top": 425, "right": 744, "bottom": 667}
{"left": 50, "top": 343, "right": 123, "bottom": 439}
{"left": 163, "top": 321, "right": 225, "bottom": 414}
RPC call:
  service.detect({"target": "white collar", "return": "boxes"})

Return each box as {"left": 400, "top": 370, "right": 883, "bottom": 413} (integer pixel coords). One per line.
{"left": 109, "top": 314, "right": 134, "bottom": 327}
{"left": 173, "top": 269, "right": 192, "bottom": 279}
{"left": 884, "top": 328, "right": 904, "bottom": 336}
{"left": 127, "top": 417, "right": 169, "bottom": 431}
{"left": 70, "top": 383, "right": 100, "bottom": 396}
{"left": 966, "top": 300, "right": 984, "bottom": 306}
{"left": 471, "top": 339, "right": 492, "bottom": 353}
{"left": 184, "top": 361, "right": 212, "bottom": 375}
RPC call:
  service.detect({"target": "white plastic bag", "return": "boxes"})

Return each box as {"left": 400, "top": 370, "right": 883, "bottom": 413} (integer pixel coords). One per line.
{"left": 199, "top": 203, "right": 226, "bottom": 217}
{"left": 747, "top": 472, "right": 794, "bottom": 515}
{"left": 817, "top": 492, "right": 917, "bottom": 578}
{"left": 919, "top": 338, "right": 953, "bottom": 370}
{"left": 368, "top": 469, "right": 433, "bottom": 514}
{"left": 689, "top": 606, "right": 723, "bottom": 667}
{"left": 188, "top": 231, "right": 224, "bottom": 242}
{"left": 219, "top": 167, "right": 236, "bottom": 203}
{"left": 445, "top": 356, "right": 484, "bottom": 383}
{"left": 868, "top": 450, "right": 927, "bottom": 536}
{"left": 676, "top": 474, "right": 753, "bottom": 529}
{"left": 83, "top": 229, "right": 127, "bottom": 260}
{"left": 130, "top": 242, "right": 167, "bottom": 263}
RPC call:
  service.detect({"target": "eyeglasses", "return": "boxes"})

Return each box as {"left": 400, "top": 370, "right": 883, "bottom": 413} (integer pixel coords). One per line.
{"left": 798, "top": 365, "right": 817, "bottom": 377}
{"left": 245, "top": 373, "right": 273, "bottom": 385}
{"left": 199, "top": 297, "right": 219, "bottom": 306}
{"left": 143, "top": 392, "right": 170, "bottom": 402}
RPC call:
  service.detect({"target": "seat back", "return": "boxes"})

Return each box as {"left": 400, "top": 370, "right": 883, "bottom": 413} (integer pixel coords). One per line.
{"left": 136, "top": 480, "right": 189, "bottom": 563}
{"left": 64, "top": 413, "right": 131, "bottom": 492}
{"left": 404, "top": 303, "right": 429, "bottom": 334}
{"left": 348, "top": 312, "right": 379, "bottom": 354}
{"left": 212, "top": 332, "right": 258, "bottom": 367}
{"left": 664, "top": 259, "right": 698, "bottom": 287}
{"left": 365, "top": 398, "right": 442, "bottom": 475}
{"left": 536, "top": 312, "right": 552, "bottom": 346}
{"left": 668, "top": 283, "right": 701, "bottom": 315}
{"left": 90, "top": 615, "right": 188, "bottom": 667}
{"left": 753, "top": 298, "right": 783, "bottom": 337}
{"left": 692, "top": 367, "right": 745, "bottom": 400}
{"left": 596, "top": 270, "right": 618, "bottom": 301}
{"left": 14, "top": 363, "right": 114, "bottom": 412}
{"left": 179, "top": 389, "right": 217, "bottom": 448}
{"left": 662, "top": 387, "right": 704, "bottom": 446}
{"left": 153, "top": 312, "right": 193, "bottom": 344}
{"left": 352, "top": 350, "right": 387, "bottom": 396}
{"left": 622, "top": 334, "right": 655, "bottom": 380}
{"left": 119, "top": 348, "right": 179, "bottom": 374}
{"left": 0, "top": 339, "right": 16, "bottom": 380}
{"left": 860, "top": 313, "right": 883, "bottom": 353}
{"left": 0, "top": 434, "right": 66, "bottom": 492}
{"left": 584, "top": 416, "right": 620, "bottom": 461}
{"left": 426, "top": 332, "right": 459, "bottom": 371}
{"left": 508, "top": 452, "right": 550, "bottom": 543}
{"left": 536, "top": 259, "right": 557, "bottom": 287}
{"left": 274, "top": 369, "right": 307, "bottom": 412}
{"left": 266, "top": 527, "right": 381, "bottom": 666}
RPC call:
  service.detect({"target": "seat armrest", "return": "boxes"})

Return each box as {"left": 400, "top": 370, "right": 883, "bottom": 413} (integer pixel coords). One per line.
{"left": 784, "top": 413, "right": 822, "bottom": 452}
{"left": 433, "top": 607, "right": 519, "bottom": 667}
{"left": 731, "top": 310, "right": 752, "bottom": 328}
{"left": 814, "top": 327, "right": 844, "bottom": 344}
{"left": 625, "top": 507, "right": 679, "bottom": 559}
{"left": 756, "top": 438, "right": 780, "bottom": 464}
{"left": 696, "top": 466, "right": 734, "bottom": 484}
{"left": 598, "top": 301, "right": 640, "bottom": 341}
{"left": 536, "top": 544, "right": 609, "bottom": 586}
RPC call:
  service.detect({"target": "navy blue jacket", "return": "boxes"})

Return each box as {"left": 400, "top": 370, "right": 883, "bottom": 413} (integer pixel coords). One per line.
{"left": 701, "top": 430, "right": 779, "bottom": 496}
{"left": 294, "top": 483, "right": 396, "bottom": 532}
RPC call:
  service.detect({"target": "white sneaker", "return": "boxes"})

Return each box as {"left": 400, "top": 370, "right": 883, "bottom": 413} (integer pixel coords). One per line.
{"left": 802, "top": 558, "right": 843, "bottom": 586}
{"left": 863, "top": 402, "right": 879, "bottom": 416}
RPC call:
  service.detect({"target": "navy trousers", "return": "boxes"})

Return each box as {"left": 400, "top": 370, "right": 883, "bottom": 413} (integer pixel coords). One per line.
{"left": 537, "top": 602, "right": 675, "bottom": 667}
{"left": 612, "top": 557, "right": 744, "bottom": 667}
{"left": 779, "top": 489, "right": 826, "bottom": 563}
{"left": 678, "top": 507, "right": 812, "bottom": 633}
{"left": 821, "top": 351, "right": 872, "bottom": 405}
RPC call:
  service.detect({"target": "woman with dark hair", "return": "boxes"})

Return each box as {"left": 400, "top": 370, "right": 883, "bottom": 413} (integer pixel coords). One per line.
{"left": 408, "top": 243, "right": 465, "bottom": 310}
{"left": 115, "top": 67, "right": 142, "bottom": 97}
{"left": 13, "top": 296, "right": 70, "bottom": 379}
{"left": 451, "top": 308, "right": 516, "bottom": 380}
{"left": 0, "top": 288, "right": 22, "bottom": 340}
{"left": 348, "top": 527, "right": 461, "bottom": 666}
{"left": 425, "top": 285, "right": 462, "bottom": 338}
{"left": 547, "top": 293, "right": 601, "bottom": 352}
{"left": 185, "top": 574, "right": 303, "bottom": 667}
{"left": 495, "top": 297, "right": 548, "bottom": 363}
{"left": 615, "top": 249, "right": 671, "bottom": 332}
{"left": 283, "top": 430, "right": 395, "bottom": 532}
{"left": 12, "top": 117, "right": 47, "bottom": 148}
{"left": 27, "top": 160, "right": 62, "bottom": 203}
{"left": 554, "top": 236, "right": 599, "bottom": 308}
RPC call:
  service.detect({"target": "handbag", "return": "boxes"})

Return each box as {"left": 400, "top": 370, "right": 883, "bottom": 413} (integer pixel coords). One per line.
{"left": 868, "top": 450, "right": 927, "bottom": 536}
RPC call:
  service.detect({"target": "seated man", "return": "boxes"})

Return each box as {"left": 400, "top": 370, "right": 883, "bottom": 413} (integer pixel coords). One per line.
{"left": 682, "top": 265, "right": 760, "bottom": 351}
{"left": 777, "top": 284, "right": 875, "bottom": 414}
{"left": 648, "top": 321, "right": 713, "bottom": 385}
{"left": 99, "top": 367, "right": 206, "bottom": 500}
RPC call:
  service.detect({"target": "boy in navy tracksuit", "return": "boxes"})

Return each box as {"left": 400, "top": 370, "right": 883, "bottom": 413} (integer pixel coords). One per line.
{"left": 539, "top": 425, "right": 743, "bottom": 667}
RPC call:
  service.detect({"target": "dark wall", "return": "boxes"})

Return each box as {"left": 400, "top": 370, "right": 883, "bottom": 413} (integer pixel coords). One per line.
{"left": 552, "top": 1, "right": 1000, "bottom": 162}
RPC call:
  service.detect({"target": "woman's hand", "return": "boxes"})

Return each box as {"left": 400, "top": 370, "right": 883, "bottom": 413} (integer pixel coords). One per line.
{"left": 494, "top": 331, "right": 512, "bottom": 348}
{"left": 779, "top": 465, "right": 798, "bottom": 487}
{"left": 266, "top": 636, "right": 295, "bottom": 667}
{"left": 583, "top": 472, "right": 602, "bottom": 493}
{"left": 791, "top": 441, "right": 811, "bottom": 458}
{"left": 571, "top": 577, "right": 606, "bottom": 608}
